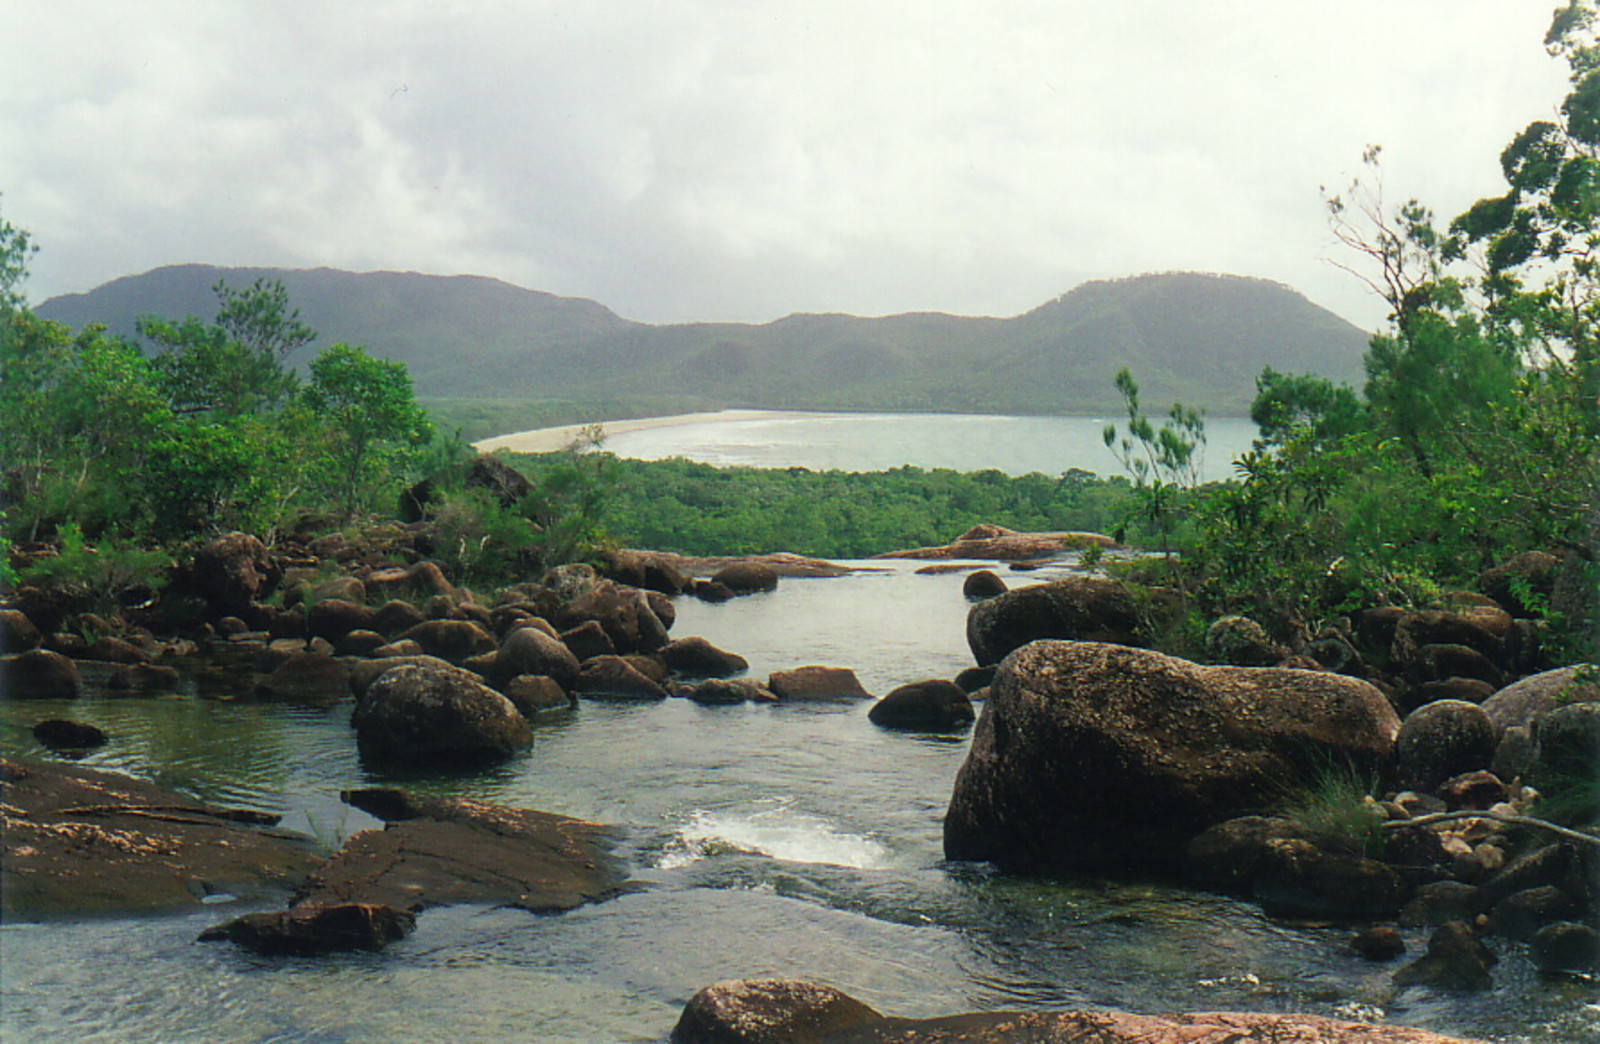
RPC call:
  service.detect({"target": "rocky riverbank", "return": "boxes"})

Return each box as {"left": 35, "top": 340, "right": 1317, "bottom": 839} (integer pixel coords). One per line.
{"left": 2, "top": 513, "right": 1596, "bottom": 1031}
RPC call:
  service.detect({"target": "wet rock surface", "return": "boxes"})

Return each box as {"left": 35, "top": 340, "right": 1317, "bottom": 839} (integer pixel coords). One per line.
{"left": 671, "top": 978, "right": 1485, "bottom": 1043}
{"left": 0, "top": 756, "right": 320, "bottom": 919}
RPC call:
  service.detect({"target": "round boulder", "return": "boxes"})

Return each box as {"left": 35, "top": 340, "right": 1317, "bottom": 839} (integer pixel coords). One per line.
{"left": 397, "top": 619, "right": 497, "bottom": 664}
{"left": 254, "top": 652, "right": 352, "bottom": 709}
{"left": 962, "top": 570, "right": 1007, "bottom": 601}
{"left": 868, "top": 680, "right": 975, "bottom": 732}
{"left": 2, "top": 649, "right": 82, "bottom": 700}
{"left": 660, "top": 636, "right": 749, "bottom": 678}
{"left": 306, "top": 599, "right": 374, "bottom": 643}
{"left": 576, "top": 656, "right": 668, "bottom": 700}
{"left": 944, "top": 640, "right": 1400, "bottom": 876}
{"left": 672, "top": 979, "right": 881, "bottom": 1044}
{"left": 1205, "top": 615, "right": 1287, "bottom": 667}
{"left": 1395, "top": 700, "right": 1496, "bottom": 793}
{"left": 965, "top": 577, "right": 1144, "bottom": 666}
{"left": 491, "top": 625, "right": 580, "bottom": 692}
{"left": 1481, "top": 665, "right": 1600, "bottom": 735}
{"left": 684, "top": 678, "right": 777, "bottom": 705}
{"left": 352, "top": 663, "right": 533, "bottom": 768}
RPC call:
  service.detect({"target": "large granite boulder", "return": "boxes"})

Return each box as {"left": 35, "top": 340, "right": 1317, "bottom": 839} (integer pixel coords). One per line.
{"left": 397, "top": 618, "right": 498, "bottom": 664}
{"left": 660, "top": 636, "right": 749, "bottom": 678}
{"left": 1481, "top": 665, "right": 1600, "bottom": 734}
{"left": 966, "top": 578, "right": 1145, "bottom": 666}
{"left": 944, "top": 641, "right": 1401, "bottom": 876}
{"left": 671, "top": 978, "right": 1481, "bottom": 1044}
{"left": 254, "top": 651, "right": 352, "bottom": 709}
{"left": 1394, "top": 700, "right": 1497, "bottom": 793}
{"left": 352, "top": 663, "right": 532, "bottom": 768}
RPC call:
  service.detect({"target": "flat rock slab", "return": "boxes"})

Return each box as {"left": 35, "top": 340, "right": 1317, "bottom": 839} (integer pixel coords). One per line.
{"left": 293, "top": 789, "right": 625, "bottom": 914}
{"left": 1, "top": 756, "right": 320, "bottom": 919}
{"left": 874, "top": 529, "right": 1116, "bottom": 562}
{"left": 636, "top": 550, "right": 865, "bottom": 579}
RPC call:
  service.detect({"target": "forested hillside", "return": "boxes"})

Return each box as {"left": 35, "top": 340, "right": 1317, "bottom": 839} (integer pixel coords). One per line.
{"left": 38, "top": 268, "right": 1369, "bottom": 417}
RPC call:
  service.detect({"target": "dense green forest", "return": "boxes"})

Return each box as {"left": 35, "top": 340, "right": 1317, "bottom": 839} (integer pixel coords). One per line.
{"left": 511, "top": 455, "right": 1139, "bottom": 560}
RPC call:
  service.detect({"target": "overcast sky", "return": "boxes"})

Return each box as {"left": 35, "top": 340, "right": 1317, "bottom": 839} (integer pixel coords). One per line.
{"left": 1, "top": 1, "right": 1573, "bottom": 330}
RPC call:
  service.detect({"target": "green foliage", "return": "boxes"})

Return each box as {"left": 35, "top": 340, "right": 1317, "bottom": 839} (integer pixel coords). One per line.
{"left": 16, "top": 524, "right": 170, "bottom": 619}
{"left": 1275, "top": 763, "right": 1387, "bottom": 860}
{"left": 516, "top": 454, "right": 1135, "bottom": 559}
{"left": 1101, "top": 367, "right": 1206, "bottom": 562}
{"left": 303, "top": 343, "right": 434, "bottom": 520}
{"left": 1174, "top": 7, "right": 1599, "bottom": 655}
{"left": 212, "top": 276, "right": 315, "bottom": 361}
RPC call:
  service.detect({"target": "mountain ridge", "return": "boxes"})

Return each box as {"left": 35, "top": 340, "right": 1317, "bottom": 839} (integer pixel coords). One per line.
{"left": 36, "top": 265, "right": 1373, "bottom": 416}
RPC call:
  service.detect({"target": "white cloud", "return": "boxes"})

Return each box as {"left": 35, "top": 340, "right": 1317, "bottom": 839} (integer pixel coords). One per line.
{"left": 0, "top": 0, "right": 1573, "bottom": 331}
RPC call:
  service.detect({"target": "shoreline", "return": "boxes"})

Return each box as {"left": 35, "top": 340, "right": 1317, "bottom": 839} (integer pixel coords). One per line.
{"left": 472, "top": 408, "right": 839, "bottom": 454}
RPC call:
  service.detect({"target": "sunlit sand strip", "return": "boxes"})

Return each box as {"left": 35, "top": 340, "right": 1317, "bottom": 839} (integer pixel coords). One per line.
{"left": 473, "top": 409, "right": 834, "bottom": 454}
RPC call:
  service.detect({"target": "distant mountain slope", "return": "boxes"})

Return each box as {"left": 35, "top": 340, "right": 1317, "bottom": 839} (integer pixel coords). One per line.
{"left": 36, "top": 266, "right": 1371, "bottom": 414}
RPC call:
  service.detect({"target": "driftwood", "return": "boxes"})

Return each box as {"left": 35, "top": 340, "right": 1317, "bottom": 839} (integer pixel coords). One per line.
{"left": 1384, "top": 809, "right": 1600, "bottom": 848}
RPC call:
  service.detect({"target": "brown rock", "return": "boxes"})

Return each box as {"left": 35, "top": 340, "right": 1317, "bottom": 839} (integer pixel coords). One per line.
{"left": 398, "top": 618, "right": 497, "bottom": 664}
{"left": 767, "top": 666, "right": 874, "bottom": 702}
{"left": 352, "top": 662, "right": 533, "bottom": 768}
{"left": 1, "top": 757, "right": 318, "bottom": 919}
{"left": 868, "top": 679, "right": 975, "bottom": 732}
{"left": 255, "top": 652, "right": 352, "bottom": 709}
{"left": 670, "top": 978, "right": 1483, "bottom": 1044}
{"left": 661, "top": 636, "right": 749, "bottom": 678}
{"left": 965, "top": 577, "right": 1146, "bottom": 665}
{"left": 503, "top": 674, "right": 573, "bottom": 715}
{"left": 106, "top": 662, "right": 182, "bottom": 694}
{"left": 186, "top": 532, "right": 278, "bottom": 617}
{"left": 710, "top": 561, "right": 779, "bottom": 595}
{"left": 200, "top": 902, "right": 415, "bottom": 954}
{"left": 944, "top": 641, "right": 1400, "bottom": 875}
{"left": 2, "top": 649, "right": 81, "bottom": 700}
{"left": 576, "top": 656, "right": 668, "bottom": 700}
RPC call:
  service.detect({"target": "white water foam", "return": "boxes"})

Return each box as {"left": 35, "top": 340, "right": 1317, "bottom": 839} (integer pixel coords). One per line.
{"left": 658, "top": 804, "right": 895, "bottom": 871}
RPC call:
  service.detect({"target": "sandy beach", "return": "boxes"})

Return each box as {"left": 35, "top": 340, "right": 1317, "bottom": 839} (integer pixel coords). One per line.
{"left": 471, "top": 409, "right": 831, "bottom": 454}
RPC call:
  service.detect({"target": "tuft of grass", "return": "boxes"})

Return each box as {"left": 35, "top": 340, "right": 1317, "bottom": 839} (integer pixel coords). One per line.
{"left": 1275, "top": 762, "right": 1387, "bottom": 859}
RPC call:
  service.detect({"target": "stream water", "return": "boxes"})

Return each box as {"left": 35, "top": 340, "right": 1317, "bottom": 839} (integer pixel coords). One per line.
{"left": 2, "top": 560, "right": 1594, "bottom": 1043}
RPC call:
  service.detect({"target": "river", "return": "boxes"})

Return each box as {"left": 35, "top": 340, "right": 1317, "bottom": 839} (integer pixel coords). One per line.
{"left": 2, "top": 559, "right": 1591, "bottom": 1043}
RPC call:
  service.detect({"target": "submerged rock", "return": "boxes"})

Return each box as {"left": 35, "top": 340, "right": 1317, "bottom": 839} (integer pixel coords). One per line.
{"left": 31, "top": 718, "right": 108, "bottom": 752}
{"left": 308, "top": 789, "right": 624, "bottom": 914}
{"left": 944, "top": 641, "right": 1400, "bottom": 876}
{"left": 200, "top": 902, "right": 415, "bottom": 955}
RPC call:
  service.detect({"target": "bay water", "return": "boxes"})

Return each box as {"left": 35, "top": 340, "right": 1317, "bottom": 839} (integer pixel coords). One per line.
{"left": 598, "top": 413, "right": 1260, "bottom": 483}
{"left": 2, "top": 560, "right": 1592, "bottom": 1043}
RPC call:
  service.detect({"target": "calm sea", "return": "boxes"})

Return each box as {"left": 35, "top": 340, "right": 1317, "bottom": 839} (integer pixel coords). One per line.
{"left": 601, "top": 412, "right": 1260, "bottom": 483}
